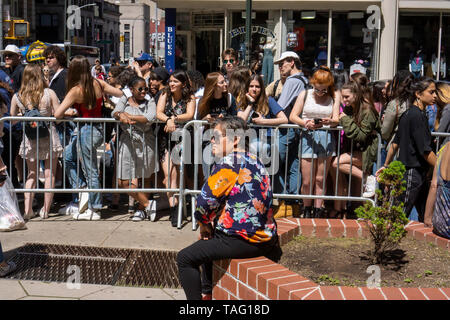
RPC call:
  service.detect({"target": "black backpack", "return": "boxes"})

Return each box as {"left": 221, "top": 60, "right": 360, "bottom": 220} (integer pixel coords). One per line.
{"left": 17, "top": 94, "right": 49, "bottom": 140}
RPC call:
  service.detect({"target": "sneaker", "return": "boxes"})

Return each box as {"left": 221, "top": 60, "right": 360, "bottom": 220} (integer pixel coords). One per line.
{"left": 363, "top": 175, "right": 376, "bottom": 198}
{"left": 0, "top": 261, "right": 17, "bottom": 277}
{"left": 58, "top": 202, "right": 79, "bottom": 216}
{"left": 39, "top": 208, "right": 49, "bottom": 219}
{"left": 79, "top": 190, "right": 89, "bottom": 213}
{"left": 132, "top": 209, "right": 146, "bottom": 222}
{"left": 146, "top": 200, "right": 156, "bottom": 222}
{"left": 73, "top": 208, "right": 101, "bottom": 221}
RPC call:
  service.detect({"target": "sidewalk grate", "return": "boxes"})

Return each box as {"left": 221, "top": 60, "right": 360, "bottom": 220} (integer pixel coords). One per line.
{"left": 6, "top": 243, "right": 181, "bottom": 288}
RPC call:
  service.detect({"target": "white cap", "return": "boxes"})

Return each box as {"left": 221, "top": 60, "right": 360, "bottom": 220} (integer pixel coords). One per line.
{"left": 0, "top": 44, "right": 21, "bottom": 55}
{"left": 274, "top": 51, "right": 300, "bottom": 64}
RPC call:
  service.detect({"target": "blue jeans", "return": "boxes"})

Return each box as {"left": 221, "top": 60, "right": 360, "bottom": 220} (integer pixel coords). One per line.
{"left": 274, "top": 128, "right": 301, "bottom": 202}
{"left": 64, "top": 124, "right": 103, "bottom": 210}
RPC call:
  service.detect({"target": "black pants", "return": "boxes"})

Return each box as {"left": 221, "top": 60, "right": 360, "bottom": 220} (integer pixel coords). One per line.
{"left": 176, "top": 230, "right": 282, "bottom": 300}
{"left": 2, "top": 128, "right": 22, "bottom": 188}
{"left": 402, "top": 167, "right": 430, "bottom": 222}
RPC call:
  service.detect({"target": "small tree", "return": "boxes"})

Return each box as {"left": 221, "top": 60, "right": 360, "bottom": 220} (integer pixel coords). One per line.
{"left": 355, "top": 161, "right": 409, "bottom": 264}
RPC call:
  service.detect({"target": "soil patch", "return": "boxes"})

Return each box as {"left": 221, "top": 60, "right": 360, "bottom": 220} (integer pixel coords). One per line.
{"left": 279, "top": 236, "right": 449, "bottom": 288}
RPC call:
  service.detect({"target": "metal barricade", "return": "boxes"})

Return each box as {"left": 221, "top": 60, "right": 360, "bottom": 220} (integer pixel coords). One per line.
{"left": 180, "top": 121, "right": 381, "bottom": 230}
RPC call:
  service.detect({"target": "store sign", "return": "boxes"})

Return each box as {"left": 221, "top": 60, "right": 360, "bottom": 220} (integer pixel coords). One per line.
{"left": 366, "top": 5, "right": 381, "bottom": 30}
{"left": 230, "top": 26, "right": 276, "bottom": 39}
{"left": 165, "top": 8, "right": 176, "bottom": 74}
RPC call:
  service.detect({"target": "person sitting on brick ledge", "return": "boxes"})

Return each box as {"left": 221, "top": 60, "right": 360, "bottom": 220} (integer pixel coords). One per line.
{"left": 176, "top": 116, "right": 282, "bottom": 300}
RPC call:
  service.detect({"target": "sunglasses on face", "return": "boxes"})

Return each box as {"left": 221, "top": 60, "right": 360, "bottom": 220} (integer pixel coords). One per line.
{"left": 4, "top": 54, "right": 17, "bottom": 58}
{"left": 223, "top": 59, "right": 234, "bottom": 64}
{"left": 135, "top": 86, "right": 149, "bottom": 93}
{"left": 314, "top": 87, "right": 328, "bottom": 94}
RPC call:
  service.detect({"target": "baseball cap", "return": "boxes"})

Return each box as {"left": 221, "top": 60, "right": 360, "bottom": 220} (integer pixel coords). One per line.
{"left": 0, "top": 44, "right": 21, "bottom": 55}
{"left": 135, "top": 52, "right": 153, "bottom": 62}
{"left": 274, "top": 51, "right": 300, "bottom": 64}
{"left": 153, "top": 67, "right": 170, "bottom": 83}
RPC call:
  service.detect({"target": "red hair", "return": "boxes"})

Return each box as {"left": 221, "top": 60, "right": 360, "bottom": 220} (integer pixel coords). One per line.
{"left": 309, "top": 65, "right": 335, "bottom": 99}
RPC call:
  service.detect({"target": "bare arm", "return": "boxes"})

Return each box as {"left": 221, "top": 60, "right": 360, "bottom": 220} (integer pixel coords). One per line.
{"left": 375, "top": 142, "right": 399, "bottom": 177}
{"left": 289, "top": 90, "right": 306, "bottom": 126}
{"left": 322, "top": 91, "right": 340, "bottom": 127}
{"left": 174, "top": 96, "right": 196, "bottom": 122}
{"left": 156, "top": 92, "right": 169, "bottom": 122}
{"left": 55, "top": 87, "right": 80, "bottom": 119}
{"left": 237, "top": 104, "right": 253, "bottom": 122}
{"left": 424, "top": 163, "right": 438, "bottom": 228}
{"left": 253, "top": 110, "right": 288, "bottom": 126}
{"left": 98, "top": 79, "right": 123, "bottom": 98}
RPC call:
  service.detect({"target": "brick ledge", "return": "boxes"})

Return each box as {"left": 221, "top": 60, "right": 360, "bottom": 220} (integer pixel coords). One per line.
{"left": 212, "top": 218, "right": 450, "bottom": 300}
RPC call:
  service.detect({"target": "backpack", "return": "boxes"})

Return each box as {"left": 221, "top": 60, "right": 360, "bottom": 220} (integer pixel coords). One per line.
{"left": 284, "top": 74, "right": 311, "bottom": 118}
{"left": 16, "top": 93, "right": 49, "bottom": 140}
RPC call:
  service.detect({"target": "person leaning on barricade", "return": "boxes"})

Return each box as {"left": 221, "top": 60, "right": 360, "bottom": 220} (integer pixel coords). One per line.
{"left": 176, "top": 116, "right": 282, "bottom": 300}
{"left": 10, "top": 64, "right": 63, "bottom": 220}
{"left": 377, "top": 78, "right": 437, "bottom": 222}
{"left": 196, "top": 72, "right": 237, "bottom": 180}
{"left": 237, "top": 73, "right": 288, "bottom": 164}
{"left": 55, "top": 56, "right": 123, "bottom": 221}
{"left": 289, "top": 66, "right": 340, "bottom": 219}
{"left": 156, "top": 69, "right": 195, "bottom": 227}
{"left": 331, "top": 80, "right": 380, "bottom": 219}
{"left": 111, "top": 76, "right": 157, "bottom": 222}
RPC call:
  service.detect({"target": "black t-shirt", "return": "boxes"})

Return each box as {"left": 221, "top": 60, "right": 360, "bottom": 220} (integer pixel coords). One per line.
{"left": 2, "top": 64, "right": 25, "bottom": 93}
{"left": 393, "top": 105, "right": 433, "bottom": 169}
{"left": 201, "top": 93, "right": 237, "bottom": 118}
{"left": 50, "top": 68, "right": 68, "bottom": 102}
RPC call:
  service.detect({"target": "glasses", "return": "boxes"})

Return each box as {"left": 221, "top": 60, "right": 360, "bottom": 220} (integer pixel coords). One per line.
{"left": 210, "top": 132, "right": 227, "bottom": 143}
{"left": 4, "top": 54, "right": 17, "bottom": 58}
{"left": 46, "top": 56, "right": 56, "bottom": 60}
{"left": 223, "top": 59, "right": 234, "bottom": 64}
{"left": 135, "top": 87, "right": 149, "bottom": 93}
{"left": 314, "top": 87, "right": 328, "bottom": 94}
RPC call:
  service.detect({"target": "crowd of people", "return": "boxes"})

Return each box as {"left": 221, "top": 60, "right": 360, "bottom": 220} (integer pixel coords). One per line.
{"left": 0, "top": 43, "right": 447, "bottom": 270}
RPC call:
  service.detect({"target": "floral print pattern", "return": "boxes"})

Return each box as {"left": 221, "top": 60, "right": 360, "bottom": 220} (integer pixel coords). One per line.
{"left": 194, "top": 152, "right": 276, "bottom": 243}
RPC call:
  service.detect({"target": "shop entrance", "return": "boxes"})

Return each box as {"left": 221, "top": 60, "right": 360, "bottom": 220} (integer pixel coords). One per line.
{"left": 195, "top": 30, "right": 222, "bottom": 77}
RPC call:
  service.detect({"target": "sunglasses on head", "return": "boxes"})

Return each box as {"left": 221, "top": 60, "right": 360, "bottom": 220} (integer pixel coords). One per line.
{"left": 223, "top": 59, "right": 234, "bottom": 64}
{"left": 314, "top": 87, "right": 328, "bottom": 94}
{"left": 317, "top": 66, "right": 331, "bottom": 73}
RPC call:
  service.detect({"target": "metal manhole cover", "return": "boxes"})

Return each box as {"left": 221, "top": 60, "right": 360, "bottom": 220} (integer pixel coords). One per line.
{"left": 6, "top": 243, "right": 181, "bottom": 288}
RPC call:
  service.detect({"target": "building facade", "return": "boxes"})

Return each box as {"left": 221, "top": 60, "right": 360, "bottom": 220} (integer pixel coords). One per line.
{"left": 155, "top": 0, "right": 450, "bottom": 81}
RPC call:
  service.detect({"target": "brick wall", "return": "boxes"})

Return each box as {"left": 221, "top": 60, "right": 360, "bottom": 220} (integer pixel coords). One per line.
{"left": 212, "top": 219, "right": 450, "bottom": 300}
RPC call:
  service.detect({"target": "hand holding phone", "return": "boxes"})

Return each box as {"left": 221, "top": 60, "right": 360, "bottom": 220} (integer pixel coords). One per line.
{"left": 314, "top": 118, "right": 322, "bottom": 125}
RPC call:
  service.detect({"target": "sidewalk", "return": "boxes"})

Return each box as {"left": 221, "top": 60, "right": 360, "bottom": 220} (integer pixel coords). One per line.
{"left": 0, "top": 210, "right": 198, "bottom": 300}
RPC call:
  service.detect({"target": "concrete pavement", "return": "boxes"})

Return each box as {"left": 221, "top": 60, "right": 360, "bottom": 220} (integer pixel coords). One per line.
{"left": 0, "top": 209, "right": 199, "bottom": 300}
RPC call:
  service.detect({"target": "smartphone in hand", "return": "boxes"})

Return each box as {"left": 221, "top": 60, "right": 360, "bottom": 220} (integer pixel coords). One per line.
{"left": 314, "top": 118, "right": 322, "bottom": 125}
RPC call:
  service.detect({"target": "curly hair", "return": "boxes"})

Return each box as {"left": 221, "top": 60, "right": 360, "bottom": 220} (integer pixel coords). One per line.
{"left": 43, "top": 45, "right": 67, "bottom": 68}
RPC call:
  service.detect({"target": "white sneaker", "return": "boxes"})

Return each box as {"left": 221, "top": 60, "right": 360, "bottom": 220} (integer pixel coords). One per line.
{"left": 39, "top": 208, "right": 49, "bottom": 219}
{"left": 146, "top": 200, "right": 156, "bottom": 222}
{"left": 79, "top": 190, "right": 89, "bottom": 213}
{"left": 58, "top": 203, "right": 79, "bottom": 216}
{"left": 73, "top": 208, "right": 101, "bottom": 221}
{"left": 132, "top": 209, "right": 146, "bottom": 222}
{"left": 363, "top": 175, "right": 376, "bottom": 198}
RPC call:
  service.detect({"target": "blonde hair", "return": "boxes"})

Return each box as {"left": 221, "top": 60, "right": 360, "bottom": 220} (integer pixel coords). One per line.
{"left": 435, "top": 82, "right": 450, "bottom": 130}
{"left": 18, "top": 64, "right": 47, "bottom": 108}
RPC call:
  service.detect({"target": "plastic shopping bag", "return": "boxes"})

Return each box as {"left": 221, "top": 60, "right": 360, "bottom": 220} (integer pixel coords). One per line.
{"left": 0, "top": 174, "right": 26, "bottom": 232}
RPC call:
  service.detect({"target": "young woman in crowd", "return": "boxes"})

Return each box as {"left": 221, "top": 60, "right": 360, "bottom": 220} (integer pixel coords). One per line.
{"left": 228, "top": 66, "right": 251, "bottom": 108}
{"left": 331, "top": 80, "right": 380, "bottom": 218}
{"left": 55, "top": 56, "right": 122, "bottom": 221}
{"left": 381, "top": 70, "right": 414, "bottom": 150}
{"left": 424, "top": 141, "right": 449, "bottom": 239}
{"left": 156, "top": 69, "right": 195, "bottom": 227}
{"left": 112, "top": 76, "right": 157, "bottom": 222}
{"left": 237, "top": 74, "right": 288, "bottom": 165}
{"left": 289, "top": 66, "right": 339, "bottom": 218}
{"left": 377, "top": 78, "right": 437, "bottom": 222}
{"left": 435, "top": 82, "right": 450, "bottom": 146}
{"left": 10, "top": 64, "right": 63, "bottom": 219}
{"left": 369, "top": 80, "right": 389, "bottom": 115}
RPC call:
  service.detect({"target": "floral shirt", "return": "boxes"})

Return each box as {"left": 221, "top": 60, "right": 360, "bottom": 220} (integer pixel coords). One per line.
{"left": 194, "top": 151, "right": 276, "bottom": 243}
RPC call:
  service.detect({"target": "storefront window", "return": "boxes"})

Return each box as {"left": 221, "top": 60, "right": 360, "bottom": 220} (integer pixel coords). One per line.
{"left": 397, "top": 13, "right": 440, "bottom": 79}
{"left": 331, "top": 11, "right": 379, "bottom": 81}
{"left": 291, "top": 11, "right": 329, "bottom": 75}
{"left": 440, "top": 15, "right": 449, "bottom": 81}
{"left": 230, "top": 11, "right": 269, "bottom": 65}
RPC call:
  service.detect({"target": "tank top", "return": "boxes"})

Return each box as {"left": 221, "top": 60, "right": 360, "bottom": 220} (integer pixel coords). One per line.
{"left": 73, "top": 97, "right": 103, "bottom": 118}
{"left": 302, "top": 89, "right": 333, "bottom": 120}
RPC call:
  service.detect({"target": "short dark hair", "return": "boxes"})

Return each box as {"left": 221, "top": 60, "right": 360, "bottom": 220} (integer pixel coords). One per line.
{"left": 213, "top": 115, "right": 248, "bottom": 133}
{"left": 187, "top": 70, "right": 205, "bottom": 92}
{"left": 285, "top": 57, "right": 302, "bottom": 70}
{"left": 43, "top": 45, "right": 67, "bottom": 67}
{"left": 221, "top": 48, "right": 238, "bottom": 61}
